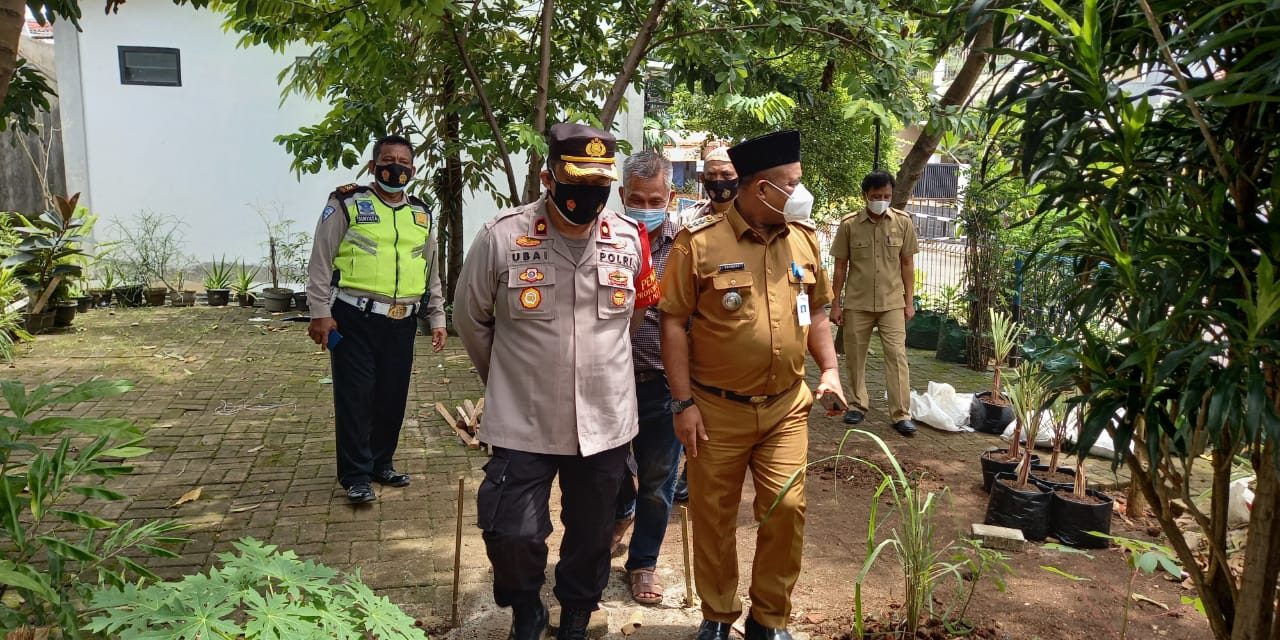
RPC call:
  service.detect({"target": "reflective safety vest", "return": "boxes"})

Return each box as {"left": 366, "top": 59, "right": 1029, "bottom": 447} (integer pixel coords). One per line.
{"left": 333, "top": 187, "right": 432, "bottom": 299}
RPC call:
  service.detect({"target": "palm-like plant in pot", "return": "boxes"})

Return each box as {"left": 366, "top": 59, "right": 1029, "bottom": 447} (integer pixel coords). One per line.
{"left": 1032, "top": 396, "right": 1076, "bottom": 490}
{"left": 203, "top": 255, "right": 235, "bottom": 307}
{"left": 971, "top": 309, "right": 1020, "bottom": 434}
{"left": 1047, "top": 402, "right": 1114, "bottom": 548}
{"left": 232, "top": 262, "right": 259, "bottom": 307}
{"left": 984, "top": 361, "right": 1054, "bottom": 541}
{"left": 2, "top": 194, "right": 93, "bottom": 320}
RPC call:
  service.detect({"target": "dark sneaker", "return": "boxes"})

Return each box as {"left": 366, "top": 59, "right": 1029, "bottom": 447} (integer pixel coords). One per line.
{"left": 842, "top": 409, "right": 865, "bottom": 425}
{"left": 556, "top": 608, "right": 592, "bottom": 640}
{"left": 673, "top": 469, "right": 689, "bottom": 503}
{"left": 374, "top": 468, "right": 410, "bottom": 487}
{"left": 346, "top": 483, "right": 376, "bottom": 503}
{"left": 892, "top": 419, "right": 918, "bottom": 437}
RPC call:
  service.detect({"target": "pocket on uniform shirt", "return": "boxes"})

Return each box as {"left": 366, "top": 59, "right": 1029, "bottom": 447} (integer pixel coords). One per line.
{"left": 851, "top": 238, "right": 873, "bottom": 258}
{"left": 710, "top": 271, "right": 756, "bottom": 320}
{"left": 476, "top": 457, "right": 510, "bottom": 531}
{"left": 507, "top": 265, "right": 556, "bottom": 320}
{"left": 597, "top": 266, "right": 636, "bottom": 319}
{"left": 788, "top": 263, "right": 818, "bottom": 295}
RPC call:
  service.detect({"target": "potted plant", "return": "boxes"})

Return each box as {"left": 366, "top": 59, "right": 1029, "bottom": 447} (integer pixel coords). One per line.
{"left": 112, "top": 212, "right": 185, "bottom": 309}
{"left": 984, "top": 361, "right": 1054, "bottom": 541}
{"left": 69, "top": 282, "right": 93, "bottom": 313}
{"left": 170, "top": 269, "right": 197, "bottom": 307}
{"left": 1048, "top": 401, "right": 1114, "bottom": 549}
{"left": 971, "top": 308, "right": 1019, "bottom": 434}
{"left": 282, "top": 231, "right": 311, "bottom": 312}
{"left": 0, "top": 268, "right": 32, "bottom": 360}
{"left": 2, "top": 194, "right": 94, "bottom": 328}
{"left": 232, "top": 262, "right": 259, "bottom": 307}
{"left": 1031, "top": 396, "right": 1076, "bottom": 491}
{"left": 258, "top": 212, "right": 298, "bottom": 313}
{"left": 203, "top": 255, "right": 234, "bottom": 306}
{"left": 89, "top": 264, "right": 115, "bottom": 307}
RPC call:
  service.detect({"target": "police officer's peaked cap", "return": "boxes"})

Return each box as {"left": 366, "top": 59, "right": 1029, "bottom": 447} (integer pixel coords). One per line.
{"left": 548, "top": 123, "right": 617, "bottom": 179}
{"left": 728, "top": 130, "right": 801, "bottom": 178}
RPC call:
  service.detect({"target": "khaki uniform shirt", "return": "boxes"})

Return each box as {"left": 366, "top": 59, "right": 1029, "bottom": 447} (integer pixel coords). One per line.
{"left": 659, "top": 205, "right": 833, "bottom": 397}
{"left": 830, "top": 208, "right": 919, "bottom": 312}
{"left": 454, "top": 196, "right": 652, "bottom": 457}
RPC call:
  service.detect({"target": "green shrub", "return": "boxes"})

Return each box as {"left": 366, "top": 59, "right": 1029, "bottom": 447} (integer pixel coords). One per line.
{"left": 0, "top": 379, "right": 187, "bottom": 636}
{"left": 86, "top": 537, "right": 430, "bottom": 640}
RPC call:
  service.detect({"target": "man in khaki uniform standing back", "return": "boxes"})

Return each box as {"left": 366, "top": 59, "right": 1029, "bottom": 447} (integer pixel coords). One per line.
{"left": 660, "top": 130, "right": 846, "bottom": 640}
{"left": 829, "top": 170, "right": 919, "bottom": 436}
{"left": 454, "top": 123, "right": 660, "bottom": 640}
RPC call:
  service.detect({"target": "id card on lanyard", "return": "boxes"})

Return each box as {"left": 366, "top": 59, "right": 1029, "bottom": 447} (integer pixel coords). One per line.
{"left": 792, "top": 261, "right": 811, "bottom": 326}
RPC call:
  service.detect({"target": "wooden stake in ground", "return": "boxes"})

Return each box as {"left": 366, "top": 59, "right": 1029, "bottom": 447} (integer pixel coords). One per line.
{"left": 452, "top": 476, "right": 465, "bottom": 628}
{"left": 680, "top": 505, "right": 694, "bottom": 608}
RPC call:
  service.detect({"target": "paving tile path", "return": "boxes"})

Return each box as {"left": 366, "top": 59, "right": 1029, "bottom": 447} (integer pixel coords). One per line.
{"left": 8, "top": 305, "right": 1129, "bottom": 638}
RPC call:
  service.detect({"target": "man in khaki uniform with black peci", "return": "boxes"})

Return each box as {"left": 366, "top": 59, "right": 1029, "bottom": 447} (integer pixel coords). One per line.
{"left": 454, "top": 123, "right": 660, "bottom": 640}
{"left": 660, "top": 130, "right": 846, "bottom": 640}
{"left": 829, "top": 170, "right": 919, "bottom": 437}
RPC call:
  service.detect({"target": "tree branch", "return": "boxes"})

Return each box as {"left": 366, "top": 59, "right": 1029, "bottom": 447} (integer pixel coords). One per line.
{"left": 444, "top": 14, "right": 521, "bottom": 207}
{"left": 600, "top": 0, "right": 670, "bottom": 129}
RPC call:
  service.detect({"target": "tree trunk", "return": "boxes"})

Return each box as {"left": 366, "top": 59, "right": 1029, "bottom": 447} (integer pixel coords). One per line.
{"left": 891, "top": 19, "right": 994, "bottom": 209}
{"left": 433, "top": 73, "right": 465, "bottom": 305}
{"left": 444, "top": 14, "right": 521, "bottom": 206}
{"left": 1233, "top": 443, "right": 1280, "bottom": 640}
{"left": 521, "top": 0, "right": 555, "bottom": 204}
{"left": 0, "top": 0, "right": 24, "bottom": 109}
{"left": 599, "top": 0, "right": 669, "bottom": 129}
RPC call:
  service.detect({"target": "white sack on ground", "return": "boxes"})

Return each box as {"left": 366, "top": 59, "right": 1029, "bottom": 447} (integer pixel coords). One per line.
{"left": 910, "top": 381, "right": 973, "bottom": 432}
{"left": 1000, "top": 405, "right": 1122, "bottom": 459}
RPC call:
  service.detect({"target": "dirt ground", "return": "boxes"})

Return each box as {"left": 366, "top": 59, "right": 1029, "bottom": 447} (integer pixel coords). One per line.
{"left": 7, "top": 306, "right": 1212, "bottom": 639}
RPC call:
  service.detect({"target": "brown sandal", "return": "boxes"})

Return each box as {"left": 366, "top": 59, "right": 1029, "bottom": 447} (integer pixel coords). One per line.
{"left": 628, "top": 567, "right": 664, "bottom": 605}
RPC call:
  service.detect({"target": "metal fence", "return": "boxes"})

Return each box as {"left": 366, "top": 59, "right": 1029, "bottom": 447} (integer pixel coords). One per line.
{"left": 906, "top": 199, "right": 961, "bottom": 240}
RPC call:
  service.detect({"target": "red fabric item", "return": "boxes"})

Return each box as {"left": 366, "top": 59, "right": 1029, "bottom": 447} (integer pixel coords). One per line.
{"left": 633, "top": 222, "right": 661, "bottom": 308}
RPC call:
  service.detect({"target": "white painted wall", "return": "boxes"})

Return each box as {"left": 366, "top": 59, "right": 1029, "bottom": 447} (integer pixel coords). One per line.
{"left": 55, "top": 1, "right": 645, "bottom": 273}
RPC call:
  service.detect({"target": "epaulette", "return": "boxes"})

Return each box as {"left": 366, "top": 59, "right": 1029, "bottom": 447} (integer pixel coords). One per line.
{"left": 483, "top": 204, "right": 527, "bottom": 230}
{"left": 685, "top": 213, "right": 723, "bottom": 233}
{"left": 406, "top": 195, "right": 429, "bottom": 209}
{"left": 790, "top": 218, "right": 817, "bottom": 230}
{"left": 608, "top": 210, "right": 640, "bottom": 230}
{"left": 840, "top": 211, "right": 860, "bottom": 222}
{"left": 331, "top": 183, "right": 369, "bottom": 200}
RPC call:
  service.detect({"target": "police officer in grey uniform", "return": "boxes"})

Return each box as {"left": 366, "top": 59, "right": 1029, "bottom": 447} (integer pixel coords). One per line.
{"left": 306, "top": 134, "right": 447, "bottom": 504}
{"left": 455, "top": 123, "right": 660, "bottom": 640}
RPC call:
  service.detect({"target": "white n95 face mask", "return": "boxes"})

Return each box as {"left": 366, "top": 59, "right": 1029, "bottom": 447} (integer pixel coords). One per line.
{"left": 764, "top": 181, "right": 815, "bottom": 222}
{"left": 867, "top": 200, "right": 890, "bottom": 215}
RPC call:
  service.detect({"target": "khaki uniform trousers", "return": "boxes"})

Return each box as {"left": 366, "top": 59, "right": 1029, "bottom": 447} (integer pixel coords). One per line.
{"left": 687, "top": 382, "right": 812, "bottom": 629}
{"left": 843, "top": 308, "right": 911, "bottom": 422}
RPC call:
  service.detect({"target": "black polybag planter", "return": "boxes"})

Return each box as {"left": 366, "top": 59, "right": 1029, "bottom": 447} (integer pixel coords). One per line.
{"left": 985, "top": 472, "right": 1052, "bottom": 541}
{"left": 979, "top": 449, "right": 1040, "bottom": 493}
{"left": 971, "top": 391, "right": 1015, "bottom": 434}
{"left": 935, "top": 323, "right": 969, "bottom": 363}
{"left": 1030, "top": 464, "right": 1077, "bottom": 492}
{"left": 1049, "top": 489, "right": 1113, "bottom": 549}
{"left": 906, "top": 311, "right": 945, "bottom": 350}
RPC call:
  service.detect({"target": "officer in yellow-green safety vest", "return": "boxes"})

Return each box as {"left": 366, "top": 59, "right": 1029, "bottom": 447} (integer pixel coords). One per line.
{"left": 306, "top": 134, "right": 447, "bottom": 504}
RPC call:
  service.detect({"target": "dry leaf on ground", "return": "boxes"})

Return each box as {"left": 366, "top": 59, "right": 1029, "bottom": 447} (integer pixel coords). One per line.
{"left": 171, "top": 486, "right": 203, "bottom": 508}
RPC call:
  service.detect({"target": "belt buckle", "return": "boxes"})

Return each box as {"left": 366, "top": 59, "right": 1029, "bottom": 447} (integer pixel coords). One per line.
{"left": 749, "top": 395, "right": 768, "bottom": 404}
{"left": 387, "top": 304, "right": 409, "bottom": 320}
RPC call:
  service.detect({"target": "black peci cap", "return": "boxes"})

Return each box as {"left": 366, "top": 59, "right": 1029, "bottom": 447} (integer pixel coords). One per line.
{"left": 728, "top": 130, "right": 801, "bottom": 178}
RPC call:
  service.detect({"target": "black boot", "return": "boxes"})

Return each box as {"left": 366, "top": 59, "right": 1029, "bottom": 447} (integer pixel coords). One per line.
{"left": 556, "top": 608, "right": 592, "bottom": 640}
{"left": 507, "top": 600, "right": 548, "bottom": 640}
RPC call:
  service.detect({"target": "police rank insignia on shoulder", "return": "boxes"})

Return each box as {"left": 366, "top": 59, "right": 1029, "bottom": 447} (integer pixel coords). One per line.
{"left": 336, "top": 183, "right": 360, "bottom": 194}
{"left": 685, "top": 213, "right": 722, "bottom": 232}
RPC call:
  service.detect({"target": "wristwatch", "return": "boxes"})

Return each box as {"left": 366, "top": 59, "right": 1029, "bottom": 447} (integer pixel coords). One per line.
{"left": 670, "top": 397, "right": 695, "bottom": 414}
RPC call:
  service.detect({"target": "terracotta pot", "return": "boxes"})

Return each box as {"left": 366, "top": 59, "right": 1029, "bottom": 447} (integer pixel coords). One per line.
{"left": 171, "top": 291, "right": 197, "bottom": 307}
{"left": 144, "top": 287, "right": 168, "bottom": 307}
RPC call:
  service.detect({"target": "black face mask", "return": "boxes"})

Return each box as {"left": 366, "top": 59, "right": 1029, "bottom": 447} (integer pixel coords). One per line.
{"left": 704, "top": 178, "right": 740, "bottom": 203}
{"left": 374, "top": 162, "right": 413, "bottom": 192}
{"left": 549, "top": 171, "right": 611, "bottom": 226}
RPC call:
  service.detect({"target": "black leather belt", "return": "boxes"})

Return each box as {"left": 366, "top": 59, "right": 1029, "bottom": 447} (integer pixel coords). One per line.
{"left": 635, "top": 370, "right": 665, "bottom": 383}
{"left": 692, "top": 380, "right": 794, "bottom": 404}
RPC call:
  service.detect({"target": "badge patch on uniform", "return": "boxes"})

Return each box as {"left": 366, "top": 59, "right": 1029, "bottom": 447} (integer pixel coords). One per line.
{"left": 607, "top": 270, "right": 629, "bottom": 286}
{"left": 613, "top": 240, "right": 627, "bottom": 250}
{"left": 518, "top": 267, "right": 545, "bottom": 283}
{"left": 413, "top": 210, "right": 429, "bottom": 227}
{"left": 722, "top": 290, "right": 743, "bottom": 311}
{"left": 355, "top": 201, "right": 379, "bottom": 224}
{"left": 717, "top": 262, "right": 745, "bottom": 272}
{"left": 515, "top": 235, "right": 542, "bottom": 247}
{"left": 600, "top": 220, "right": 612, "bottom": 238}
{"left": 533, "top": 218, "right": 549, "bottom": 236}
{"left": 611, "top": 289, "right": 627, "bottom": 307}
{"left": 519, "top": 287, "right": 543, "bottom": 310}
{"left": 321, "top": 205, "right": 336, "bottom": 221}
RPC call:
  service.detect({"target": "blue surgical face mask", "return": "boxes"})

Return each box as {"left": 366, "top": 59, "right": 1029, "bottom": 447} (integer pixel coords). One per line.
{"left": 623, "top": 205, "right": 667, "bottom": 232}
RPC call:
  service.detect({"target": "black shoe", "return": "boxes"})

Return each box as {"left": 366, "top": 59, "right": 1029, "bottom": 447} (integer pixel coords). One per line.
{"left": 346, "top": 483, "right": 376, "bottom": 503}
{"left": 744, "top": 614, "right": 793, "bottom": 640}
{"left": 556, "top": 608, "right": 592, "bottom": 640}
{"left": 507, "top": 600, "right": 548, "bottom": 640}
{"left": 843, "top": 409, "right": 865, "bottom": 425}
{"left": 673, "top": 469, "right": 689, "bottom": 503}
{"left": 892, "top": 419, "right": 918, "bottom": 437}
{"left": 373, "top": 468, "right": 411, "bottom": 487}
{"left": 696, "top": 620, "right": 733, "bottom": 640}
